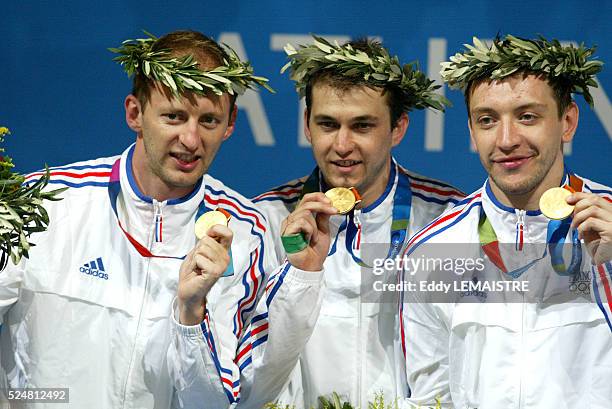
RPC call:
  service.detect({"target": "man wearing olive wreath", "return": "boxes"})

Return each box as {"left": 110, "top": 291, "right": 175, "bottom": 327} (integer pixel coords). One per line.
{"left": 400, "top": 35, "right": 612, "bottom": 408}
{"left": 252, "top": 36, "right": 465, "bottom": 408}
{"left": 0, "top": 30, "right": 324, "bottom": 408}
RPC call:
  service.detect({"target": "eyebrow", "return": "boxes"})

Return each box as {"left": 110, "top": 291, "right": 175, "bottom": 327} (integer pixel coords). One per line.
{"left": 312, "top": 114, "right": 338, "bottom": 122}
{"left": 471, "top": 102, "right": 548, "bottom": 116}
{"left": 312, "top": 114, "right": 379, "bottom": 122}
{"left": 352, "top": 115, "right": 379, "bottom": 122}
{"left": 513, "top": 103, "right": 548, "bottom": 112}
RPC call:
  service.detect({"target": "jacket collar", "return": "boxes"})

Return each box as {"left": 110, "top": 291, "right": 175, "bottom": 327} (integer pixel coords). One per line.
{"left": 109, "top": 144, "right": 206, "bottom": 249}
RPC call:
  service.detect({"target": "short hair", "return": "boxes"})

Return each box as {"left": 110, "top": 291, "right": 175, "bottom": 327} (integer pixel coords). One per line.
{"left": 464, "top": 70, "right": 573, "bottom": 119}
{"left": 132, "top": 30, "right": 237, "bottom": 113}
{"left": 304, "top": 39, "right": 405, "bottom": 129}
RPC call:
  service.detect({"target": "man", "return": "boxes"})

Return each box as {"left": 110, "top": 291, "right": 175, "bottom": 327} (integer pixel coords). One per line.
{"left": 0, "top": 30, "right": 323, "bottom": 409}
{"left": 252, "top": 36, "right": 465, "bottom": 408}
{"left": 400, "top": 35, "right": 612, "bottom": 408}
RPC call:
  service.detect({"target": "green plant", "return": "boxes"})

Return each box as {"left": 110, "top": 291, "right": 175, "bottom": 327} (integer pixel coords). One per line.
{"left": 263, "top": 404, "right": 295, "bottom": 409}
{"left": 0, "top": 127, "right": 65, "bottom": 269}
{"left": 318, "top": 392, "right": 354, "bottom": 409}
{"left": 264, "top": 392, "right": 443, "bottom": 409}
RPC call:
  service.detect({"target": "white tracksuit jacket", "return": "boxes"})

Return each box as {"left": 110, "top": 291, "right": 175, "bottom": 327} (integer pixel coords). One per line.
{"left": 252, "top": 160, "right": 465, "bottom": 408}
{"left": 0, "top": 144, "right": 323, "bottom": 409}
{"left": 400, "top": 174, "right": 612, "bottom": 409}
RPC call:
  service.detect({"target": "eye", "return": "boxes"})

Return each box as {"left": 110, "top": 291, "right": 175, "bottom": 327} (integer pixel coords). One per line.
{"left": 519, "top": 113, "right": 538, "bottom": 123}
{"left": 477, "top": 116, "right": 496, "bottom": 128}
{"left": 200, "top": 115, "right": 220, "bottom": 129}
{"left": 163, "top": 112, "right": 184, "bottom": 123}
{"left": 353, "top": 122, "right": 374, "bottom": 132}
{"left": 317, "top": 121, "right": 339, "bottom": 131}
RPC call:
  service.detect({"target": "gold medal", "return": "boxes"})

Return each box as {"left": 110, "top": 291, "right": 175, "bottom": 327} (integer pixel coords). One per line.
{"left": 194, "top": 209, "right": 231, "bottom": 239}
{"left": 325, "top": 187, "right": 362, "bottom": 214}
{"left": 539, "top": 187, "right": 574, "bottom": 220}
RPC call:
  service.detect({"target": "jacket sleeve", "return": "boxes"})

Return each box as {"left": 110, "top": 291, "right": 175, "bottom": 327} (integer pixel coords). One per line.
{"left": 0, "top": 260, "right": 24, "bottom": 398}
{"left": 167, "top": 242, "right": 324, "bottom": 408}
{"left": 0, "top": 262, "right": 22, "bottom": 327}
{"left": 592, "top": 261, "right": 612, "bottom": 332}
{"left": 233, "top": 261, "right": 323, "bottom": 409}
{"left": 167, "top": 297, "right": 233, "bottom": 409}
{"left": 397, "top": 259, "right": 453, "bottom": 408}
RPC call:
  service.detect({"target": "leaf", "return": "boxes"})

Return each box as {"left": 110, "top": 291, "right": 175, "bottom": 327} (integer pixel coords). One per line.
{"left": 510, "top": 36, "right": 539, "bottom": 52}
{"left": 202, "top": 73, "right": 233, "bottom": 84}
{"left": 280, "top": 61, "right": 293, "bottom": 74}
{"left": 473, "top": 37, "right": 489, "bottom": 52}
{"left": 10, "top": 247, "right": 20, "bottom": 265}
{"left": 19, "top": 232, "right": 30, "bottom": 252}
{"left": 313, "top": 39, "right": 333, "bottom": 54}
{"left": 0, "top": 218, "right": 13, "bottom": 229}
{"left": 161, "top": 71, "right": 177, "bottom": 91}
{"left": 182, "top": 77, "right": 204, "bottom": 90}
{"left": 332, "top": 393, "right": 343, "bottom": 409}
{"left": 390, "top": 64, "right": 402, "bottom": 75}
{"left": 350, "top": 51, "right": 371, "bottom": 64}
{"left": 283, "top": 43, "right": 297, "bottom": 56}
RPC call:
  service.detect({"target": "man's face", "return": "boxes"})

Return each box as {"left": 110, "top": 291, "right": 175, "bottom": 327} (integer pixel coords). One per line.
{"left": 126, "top": 83, "right": 236, "bottom": 201}
{"left": 305, "top": 83, "right": 407, "bottom": 206}
{"left": 468, "top": 74, "right": 577, "bottom": 202}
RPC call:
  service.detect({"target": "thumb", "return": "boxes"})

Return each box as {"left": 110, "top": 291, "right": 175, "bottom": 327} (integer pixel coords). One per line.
{"left": 206, "top": 225, "right": 233, "bottom": 250}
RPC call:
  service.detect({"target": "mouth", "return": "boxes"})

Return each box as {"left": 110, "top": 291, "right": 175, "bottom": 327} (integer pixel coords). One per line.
{"left": 492, "top": 155, "right": 533, "bottom": 170}
{"left": 330, "top": 159, "right": 362, "bottom": 173}
{"left": 170, "top": 152, "right": 200, "bottom": 170}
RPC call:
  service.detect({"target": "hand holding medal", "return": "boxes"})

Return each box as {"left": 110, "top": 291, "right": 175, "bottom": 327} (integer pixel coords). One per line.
{"left": 177, "top": 209, "right": 234, "bottom": 325}
{"left": 540, "top": 185, "right": 612, "bottom": 265}
{"left": 280, "top": 190, "right": 353, "bottom": 271}
{"left": 324, "top": 187, "right": 362, "bottom": 215}
{"left": 566, "top": 192, "right": 612, "bottom": 265}
{"left": 194, "top": 209, "right": 232, "bottom": 240}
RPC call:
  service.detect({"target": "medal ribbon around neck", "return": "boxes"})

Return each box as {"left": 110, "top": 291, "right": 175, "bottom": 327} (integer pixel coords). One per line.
{"left": 300, "top": 162, "right": 411, "bottom": 267}
{"left": 478, "top": 174, "right": 583, "bottom": 279}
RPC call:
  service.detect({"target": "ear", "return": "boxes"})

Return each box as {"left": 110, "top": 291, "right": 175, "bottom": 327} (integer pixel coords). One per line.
{"left": 222, "top": 104, "right": 238, "bottom": 141}
{"left": 561, "top": 101, "right": 579, "bottom": 144}
{"left": 303, "top": 108, "right": 312, "bottom": 144}
{"left": 391, "top": 113, "right": 409, "bottom": 147}
{"left": 125, "top": 95, "right": 143, "bottom": 133}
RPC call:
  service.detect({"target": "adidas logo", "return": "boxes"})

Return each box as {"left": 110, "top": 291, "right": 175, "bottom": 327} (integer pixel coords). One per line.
{"left": 79, "top": 257, "right": 109, "bottom": 280}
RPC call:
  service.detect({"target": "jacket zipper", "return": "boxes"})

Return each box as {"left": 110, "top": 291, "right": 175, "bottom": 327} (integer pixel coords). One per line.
{"left": 154, "top": 200, "right": 163, "bottom": 243}
{"left": 354, "top": 211, "right": 362, "bottom": 250}
{"left": 355, "top": 211, "right": 363, "bottom": 406}
{"left": 121, "top": 201, "right": 160, "bottom": 407}
{"left": 515, "top": 210, "right": 525, "bottom": 251}
{"left": 121, "top": 258, "right": 153, "bottom": 408}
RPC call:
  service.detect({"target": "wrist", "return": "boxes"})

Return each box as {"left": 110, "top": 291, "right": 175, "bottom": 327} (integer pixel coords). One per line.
{"left": 286, "top": 254, "right": 324, "bottom": 272}
{"left": 178, "top": 299, "right": 206, "bottom": 326}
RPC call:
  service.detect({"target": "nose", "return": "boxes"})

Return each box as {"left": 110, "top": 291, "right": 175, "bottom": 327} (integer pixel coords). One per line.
{"left": 179, "top": 120, "right": 199, "bottom": 152}
{"left": 496, "top": 118, "right": 522, "bottom": 151}
{"left": 333, "top": 126, "right": 354, "bottom": 156}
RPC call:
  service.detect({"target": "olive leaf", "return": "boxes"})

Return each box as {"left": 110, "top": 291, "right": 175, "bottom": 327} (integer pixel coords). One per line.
{"left": 110, "top": 31, "right": 274, "bottom": 98}
{"left": 282, "top": 35, "right": 449, "bottom": 112}
{"left": 440, "top": 34, "right": 602, "bottom": 107}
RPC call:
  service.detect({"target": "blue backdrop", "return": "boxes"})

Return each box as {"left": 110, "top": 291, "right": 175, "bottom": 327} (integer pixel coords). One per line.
{"left": 1, "top": 1, "right": 610, "bottom": 196}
